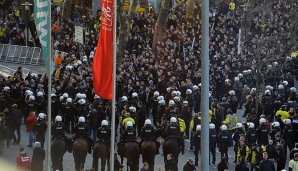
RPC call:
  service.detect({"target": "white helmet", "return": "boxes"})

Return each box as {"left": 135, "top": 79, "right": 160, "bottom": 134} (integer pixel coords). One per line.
{"left": 273, "top": 62, "right": 278, "bottom": 66}
{"left": 51, "top": 94, "right": 56, "bottom": 97}
{"left": 278, "top": 84, "right": 284, "bottom": 90}
{"left": 171, "top": 91, "right": 177, "bottom": 97}
{"left": 247, "top": 69, "right": 252, "bottom": 74}
{"left": 132, "top": 92, "right": 138, "bottom": 98}
{"left": 59, "top": 96, "right": 64, "bottom": 101}
{"left": 186, "top": 89, "right": 192, "bottom": 94}
{"left": 129, "top": 106, "right": 134, "bottom": 112}
{"left": 243, "top": 70, "right": 248, "bottom": 75}
{"left": 247, "top": 122, "right": 255, "bottom": 128}
{"left": 250, "top": 88, "right": 257, "bottom": 94}
{"left": 209, "top": 123, "right": 215, "bottom": 129}
{"left": 66, "top": 65, "right": 73, "bottom": 70}
{"left": 66, "top": 98, "right": 72, "bottom": 103}
{"left": 81, "top": 94, "right": 87, "bottom": 99}
{"left": 272, "top": 121, "right": 280, "bottom": 127}
{"left": 154, "top": 91, "right": 160, "bottom": 97}
{"left": 238, "top": 73, "right": 243, "bottom": 78}
{"left": 264, "top": 90, "right": 271, "bottom": 95}
{"left": 166, "top": 87, "right": 171, "bottom": 92}
{"left": 37, "top": 92, "right": 43, "bottom": 97}
{"left": 220, "top": 125, "right": 227, "bottom": 130}
{"left": 183, "top": 101, "right": 188, "bottom": 104}
{"left": 259, "top": 118, "right": 266, "bottom": 124}
{"left": 176, "top": 91, "right": 181, "bottom": 96}
{"left": 229, "top": 90, "right": 235, "bottom": 96}
{"left": 196, "top": 125, "right": 201, "bottom": 131}
{"left": 198, "top": 83, "right": 202, "bottom": 87}
{"left": 157, "top": 96, "right": 164, "bottom": 101}
{"left": 284, "top": 119, "right": 291, "bottom": 124}
{"left": 121, "top": 96, "right": 128, "bottom": 102}
{"left": 94, "top": 95, "right": 100, "bottom": 99}
{"left": 126, "top": 121, "right": 133, "bottom": 127}
{"left": 290, "top": 87, "right": 296, "bottom": 92}
{"left": 76, "top": 93, "right": 82, "bottom": 99}
{"left": 193, "top": 85, "right": 199, "bottom": 91}
{"left": 225, "top": 79, "right": 230, "bottom": 84}
{"left": 29, "top": 95, "right": 35, "bottom": 101}
{"left": 145, "top": 119, "right": 151, "bottom": 125}
{"left": 282, "top": 81, "right": 288, "bottom": 85}
{"left": 170, "top": 117, "right": 177, "bottom": 123}
{"left": 158, "top": 100, "right": 165, "bottom": 105}
{"left": 78, "top": 116, "right": 85, "bottom": 123}
{"left": 3, "top": 86, "right": 10, "bottom": 92}
{"left": 169, "top": 100, "right": 175, "bottom": 106}
{"left": 209, "top": 92, "right": 211, "bottom": 98}
{"left": 55, "top": 116, "right": 62, "bottom": 122}
{"left": 236, "top": 123, "right": 243, "bottom": 128}
{"left": 27, "top": 91, "right": 33, "bottom": 96}
{"left": 101, "top": 120, "right": 108, "bottom": 126}
{"left": 38, "top": 113, "right": 45, "bottom": 119}
{"left": 173, "top": 96, "right": 180, "bottom": 102}
{"left": 63, "top": 93, "right": 69, "bottom": 98}
{"left": 78, "top": 99, "right": 86, "bottom": 105}
{"left": 234, "top": 77, "right": 239, "bottom": 82}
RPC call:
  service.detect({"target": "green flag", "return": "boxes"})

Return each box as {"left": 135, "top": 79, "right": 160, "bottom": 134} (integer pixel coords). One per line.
{"left": 34, "top": 0, "right": 53, "bottom": 72}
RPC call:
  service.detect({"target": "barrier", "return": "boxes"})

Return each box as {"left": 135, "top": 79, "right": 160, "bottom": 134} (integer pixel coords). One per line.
{"left": 0, "top": 44, "right": 67, "bottom": 65}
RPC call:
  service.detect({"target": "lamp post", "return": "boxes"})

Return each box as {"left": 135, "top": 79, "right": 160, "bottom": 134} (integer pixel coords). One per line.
{"left": 21, "top": 1, "right": 33, "bottom": 46}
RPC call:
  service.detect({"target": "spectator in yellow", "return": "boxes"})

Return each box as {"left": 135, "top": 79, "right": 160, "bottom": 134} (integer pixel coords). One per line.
{"left": 122, "top": 113, "right": 135, "bottom": 127}
{"left": 275, "top": 105, "right": 289, "bottom": 121}
{"left": 178, "top": 117, "right": 186, "bottom": 133}
{"left": 223, "top": 108, "right": 238, "bottom": 146}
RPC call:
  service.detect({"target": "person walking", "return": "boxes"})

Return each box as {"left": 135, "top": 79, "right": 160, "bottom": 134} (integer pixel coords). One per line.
{"left": 26, "top": 111, "right": 37, "bottom": 147}
{"left": 259, "top": 152, "right": 275, "bottom": 171}
{"left": 31, "top": 142, "right": 45, "bottom": 171}
{"left": 16, "top": 147, "right": 30, "bottom": 171}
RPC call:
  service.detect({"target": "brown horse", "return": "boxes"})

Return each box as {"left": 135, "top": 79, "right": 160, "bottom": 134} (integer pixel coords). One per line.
{"left": 141, "top": 141, "right": 156, "bottom": 171}
{"left": 119, "top": 141, "right": 140, "bottom": 171}
{"left": 51, "top": 137, "right": 66, "bottom": 171}
{"left": 92, "top": 140, "right": 110, "bottom": 171}
{"left": 73, "top": 138, "right": 88, "bottom": 171}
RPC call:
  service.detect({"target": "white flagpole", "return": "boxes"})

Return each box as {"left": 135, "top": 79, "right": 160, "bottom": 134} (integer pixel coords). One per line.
{"left": 47, "top": 0, "right": 52, "bottom": 170}
{"left": 109, "top": 0, "right": 117, "bottom": 170}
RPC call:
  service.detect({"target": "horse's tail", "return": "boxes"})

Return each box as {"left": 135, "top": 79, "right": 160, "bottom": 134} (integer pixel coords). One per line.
{"left": 78, "top": 142, "right": 82, "bottom": 169}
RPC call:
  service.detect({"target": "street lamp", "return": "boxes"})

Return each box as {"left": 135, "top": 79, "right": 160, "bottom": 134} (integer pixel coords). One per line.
{"left": 21, "top": 2, "right": 33, "bottom": 47}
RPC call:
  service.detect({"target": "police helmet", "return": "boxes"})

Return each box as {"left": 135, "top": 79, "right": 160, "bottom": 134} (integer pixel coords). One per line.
{"left": 38, "top": 113, "right": 45, "bottom": 119}
{"left": 37, "top": 92, "right": 43, "bottom": 97}
{"left": 284, "top": 119, "right": 291, "bottom": 124}
{"left": 145, "top": 119, "right": 151, "bottom": 125}
{"left": 169, "top": 100, "right": 175, "bottom": 106}
{"left": 94, "top": 95, "right": 100, "bottom": 99}
{"left": 101, "top": 120, "right": 108, "bottom": 126}
{"left": 126, "top": 121, "right": 133, "bottom": 127}
{"left": 176, "top": 91, "right": 181, "bottom": 96}
{"left": 157, "top": 96, "right": 164, "bottom": 101}
{"left": 121, "top": 96, "right": 128, "bottom": 102}
{"left": 78, "top": 99, "right": 86, "bottom": 105}
{"left": 183, "top": 101, "right": 188, "bottom": 104}
{"left": 66, "top": 98, "right": 72, "bottom": 103}
{"left": 154, "top": 91, "right": 160, "bottom": 97}
{"left": 229, "top": 90, "right": 235, "bottom": 96}
{"left": 55, "top": 116, "right": 62, "bottom": 122}
{"left": 186, "top": 89, "right": 192, "bottom": 94}
{"left": 81, "top": 94, "right": 87, "bottom": 99}
{"left": 283, "top": 81, "right": 288, "bottom": 85}
{"left": 173, "top": 96, "right": 180, "bottom": 102}
{"left": 259, "top": 118, "right": 266, "bottom": 124}
{"left": 76, "top": 93, "right": 82, "bottom": 99}
{"left": 132, "top": 92, "right": 138, "bottom": 98}
{"left": 170, "top": 117, "right": 177, "bottom": 123}
{"left": 238, "top": 73, "right": 243, "bottom": 78}
{"left": 51, "top": 94, "right": 56, "bottom": 97}
{"left": 272, "top": 121, "right": 280, "bottom": 127}
{"left": 158, "top": 100, "right": 165, "bottom": 105}
{"left": 63, "top": 93, "right": 69, "bottom": 98}
{"left": 171, "top": 91, "right": 177, "bottom": 97}
{"left": 236, "top": 123, "right": 243, "bottom": 128}
{"left": 265, "top": 90, "right": 271, "bottom": 95}
{"left": 220, "top": 125, "right": 227, "bottom": 130}
{"left": 290, "top": 87, "right": 296, "bottom": 92}
{"left": 247, "top": 122, "right": 255, "bottom": 128}
{"left": 29, "top": 95, "right": 35, "bottom": 101}
{"left": 59, "top": 96, "right": 64, "bottom": 101}
{"left": 3, "top": 86, "right": 10, "bottom": 92}
{"left": 193, "top": 85, "right": 199, "bottom": 91}
{"left": 278, "top": 84, "right": 284, "bottom": 90}
{"left": 234, "top": 77, "right": 239, "bottom": 82}
{"left": 209, "top": 123, "right": 215, "bottom": 129}
{"left": 78, "top": 116, "right": 85, "bottom": 123}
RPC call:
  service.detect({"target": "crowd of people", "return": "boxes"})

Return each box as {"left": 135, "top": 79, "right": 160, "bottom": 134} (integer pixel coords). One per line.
{"left": 1, "top": 0, "right": 298, "bottom": 170}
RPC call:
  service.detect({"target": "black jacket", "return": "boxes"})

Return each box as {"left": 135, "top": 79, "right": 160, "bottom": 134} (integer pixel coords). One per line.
{"left": 140, "top": 125, "right": 155, "bottom": 141}
{"left": 235, "top": 161, "right": 249, "bottom": 171}
{"left": 217, "top": 161, "right": 228, "bottom": 171}
{"left": 97, "top": 126, "right": 111, "bottom": 142}
{"left": 259, "top": 159, "right": 275, "bottom": 171}
{"left": 31, "top": 147, "right": 45, "bottom": 171}
{"left": 183, "top": 161, "right": 196, "bottom": 171}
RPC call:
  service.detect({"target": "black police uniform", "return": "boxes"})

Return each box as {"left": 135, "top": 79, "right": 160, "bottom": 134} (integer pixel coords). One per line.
{"left": 140, "top": 124, "right": 160, "bottom": 154}
{"left": 122, "top": 126, "right": 136, "bottom": 143}
{"left": 209, "top": 129, "right": 217, "bottom": 164}
{"left": 33, "top": 118, "right": 47, "bottom": 148}
{"left": 97, "top": 125, "right": 111, "bottom": 143}
{"left": 256, "top": 123, "right": 269, "bottom": 146}
{"left": 245, "top": 128, "right": 257, "bottom": 148}
{"left": 52, "top": 121, "right": 72, "bottom": 152}
{"left": 165, "top": 122, "right": 184, "bottom": 154}
{"left": 192, "top": 129, "right": 201, "bottom": 165}
{"left": 283, "top": 124, "right": 294, "bottom": 156}
{"left": 218, "top": 130, "right": 229, "bottom": 162}
{"left": 73, "top": 122, "right": 93, "bottom": 154}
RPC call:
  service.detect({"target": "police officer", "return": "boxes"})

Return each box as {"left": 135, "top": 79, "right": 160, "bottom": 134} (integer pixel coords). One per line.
{"left": 62, "top": 98, "right": 76, "bottom": 133}
{"left": 151, "top": 91, "right": 160, "bottom": 126}
{"left": 36, "top": 92, "right": 46, "bottom": 114}
{"left": 52, "top": 116, "right": 71, "bottom": 152}
{"left": 33, "top": 113, "right": 47, "bottom": 148}
{"left": 122, "top": 121, "right": 136, "bottom": 143}
{"left": 269, "top": 121, "right": 282, "bottom": 142}
{"left": 97, "top": 120, "right": 111, "bottom": 144}
{"left": 157, "top": 99, "right": 166, "bottom": 125}
{"left": 140, "top": 119, "right": 160, "bottom": 154}
{"left": 181, "top": 101, "right": 191, "bottom": 139}
{"left": 165, "top": 117, "right": 184, "bottom": 154}
{"left": 218, "top": 125, "right": 229, "bottom": 163}
{"left": 192, "top": 125, "right": 201, "bottom": 166}
{"left": 73, "top": 117, "right": 93, "bottom": 154}
{"left": 233, "top": 123, "right": 245, "bottom": 163}
{"left": 0, "top": 114, "right": 8, "bottom": 150}
{"left": 209, "top": 123, "right": 217, "bottom": 165}
{"left": 245, "top": 122, "right": 257, "bottom": 148}
{"left": 283, "top": 119, "right": 294, "bottom": 157}
{"left": 51, "top": 94, "right": 59, "bottom": 120}
{"left": 189, "top": 113, "right": 201, "bottom": 151}
{"left": 256, "top": 118, "right": 269, "bottom": 147}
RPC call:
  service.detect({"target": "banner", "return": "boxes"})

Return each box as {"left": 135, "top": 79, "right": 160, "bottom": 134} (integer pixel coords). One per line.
{"left": 92, "top": 0, "right": 114, "bottom": 100}
{"left": 34, "top": 0, "right": 52, "bottom": 72}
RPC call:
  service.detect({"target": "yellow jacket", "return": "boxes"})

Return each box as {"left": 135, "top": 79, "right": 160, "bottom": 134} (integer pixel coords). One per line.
{"left": 275, "top": 110, "right": 289, "bottom": 121}
{"left": 122, "top": 117, "right": 135, "bottom": 127}
{"left": 190, "top": 117, "right": 201, "bottom": 132}
{"left": 223, "top": 114, "right": 238, "bottom": 130}
{"left": 178, "top": 118, "right": 186, "bottom": 132}
{"left": 0, "top": 27, "right": 5, "bottom": 37}
{"left": 229, "top": 2, "right": 236, "bottom": 11}
{"left": 237, "top": 145, "right": 249, "bottom": 162}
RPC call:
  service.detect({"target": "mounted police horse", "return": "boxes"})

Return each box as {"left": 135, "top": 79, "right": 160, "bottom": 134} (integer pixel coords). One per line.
{"left": 51, "top": 137, "right": 66, "bottom": 171}
{"left": 141, "top": 140, "right": 156, "bottom": 171}
{"left": 92, "top": 140, "right": 110, "bottom": 171}
{"left": 118, "top": 141, "right": 140, "bottom": 171}
{"left": 73, "top": 137, "right": 88, "bottom": 171}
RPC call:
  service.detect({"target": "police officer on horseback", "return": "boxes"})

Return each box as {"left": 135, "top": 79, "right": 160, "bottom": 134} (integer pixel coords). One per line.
{"left": 122, "top": 121, "right": 136, "bottom": 143}
{"left": 97, "top": 120, "right": 111, "bottom": 144}
{"left": 52, "top": 115, "right": 72, "bottom": 152}
{"left": 140, "top": 119, "right": 160, "bottom": 154}
{"left": 73, "top": 116, "right": 94, "bottom": 154}
{"left": 165, "top": 117, "right": 184, "bottom": 154}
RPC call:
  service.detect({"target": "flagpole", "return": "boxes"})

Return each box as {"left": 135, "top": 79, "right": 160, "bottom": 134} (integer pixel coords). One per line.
{"left": 109, "top": 0, "right": 117, "bottom": 170}
{"left": 47, "top": 0, "right": 52, "bottom": 170}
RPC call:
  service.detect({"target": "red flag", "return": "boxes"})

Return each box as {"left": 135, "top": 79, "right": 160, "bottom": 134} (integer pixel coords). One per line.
{"left": 92, "top": 0, "right": 114, "bottom": 100}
